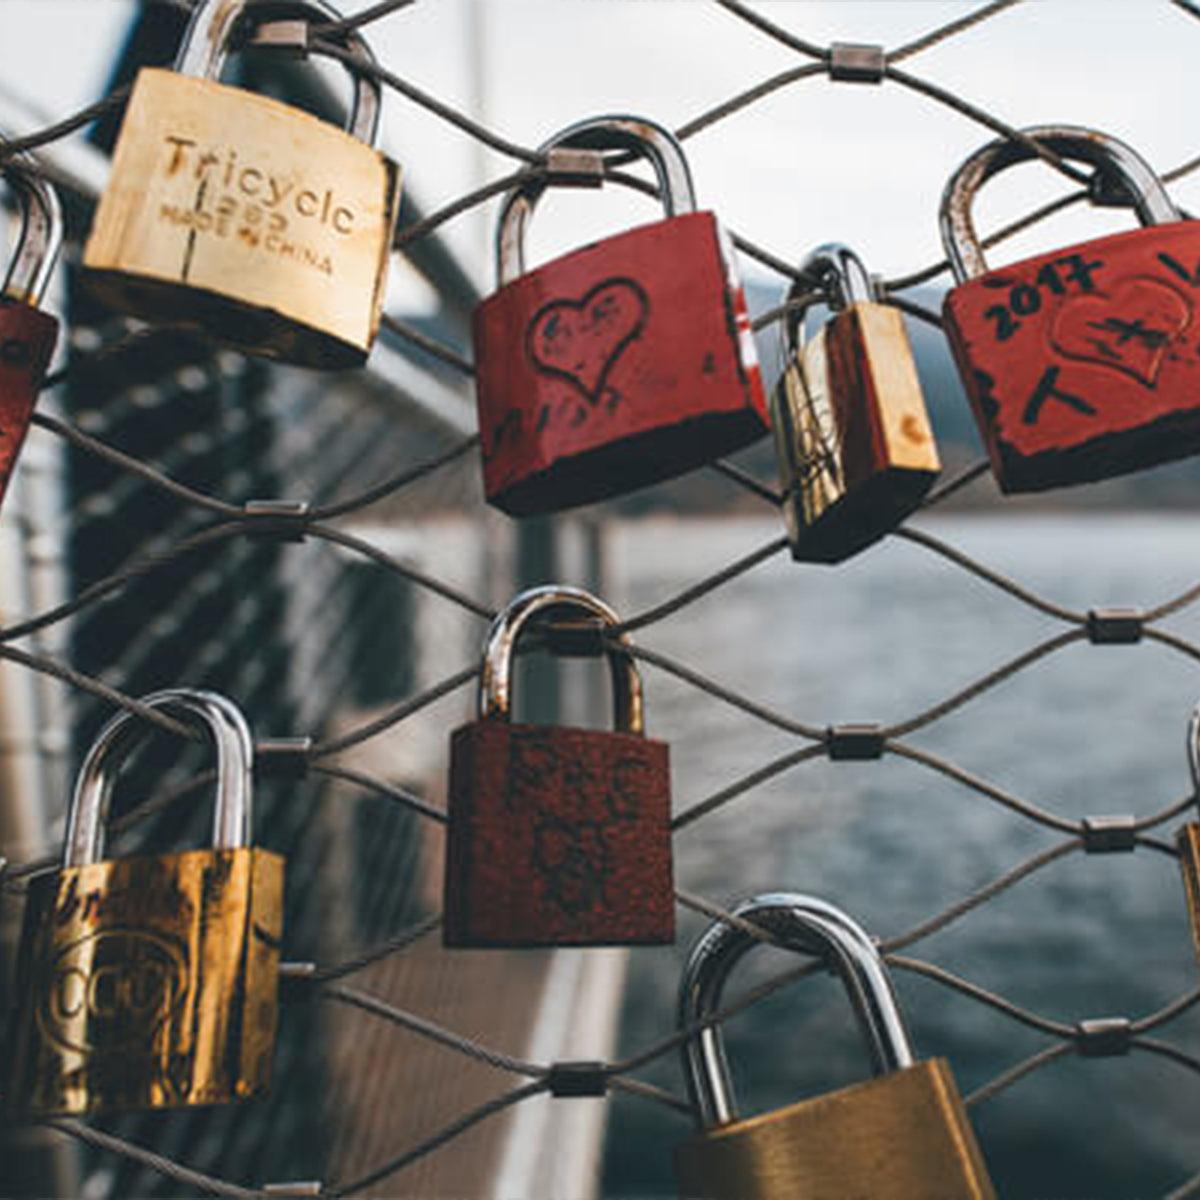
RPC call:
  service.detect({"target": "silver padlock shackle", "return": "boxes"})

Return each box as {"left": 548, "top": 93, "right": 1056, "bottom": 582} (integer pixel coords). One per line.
{"left": 174, "top": 0, "right": 382, "bottom": 146}
{"left": 941, "top": 124, "right": 1181, "bottom": 283}
{"left": 1188, "top": 703, "right": 1200, "bottom": 804}
{"left": 678, "top": 891, "right": 915, "bottom": 1130}
{"left": 64, "top": 689, "right": 255, "bottom": 868}
{"left": 496, "top": 115, "right": 698, "bottom": 287}
{"left": 780, "top": 242, "right": 876, "bottom": 357}
{"left": 1, "top": 150, "right": 63, "bottom": 307}
{"left": 479, "top": 584, "right": 645, "bottom": 736}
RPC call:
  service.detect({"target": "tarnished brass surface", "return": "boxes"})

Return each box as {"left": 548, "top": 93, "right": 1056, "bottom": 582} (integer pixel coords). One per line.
{"left": 1179, "top": 825, "right": 1200, "bottom": 964}
{"left": 674, "top": 1058, "right": 995, "bottom": 1200}
{"left": 4, "top": 847, "right": 284, "bottom": 1115}
{"left": 772, "top": 301, "right": 939, "bottom": 563}
{"left": 83, "top": 70, "right": 401, "bottom": 368}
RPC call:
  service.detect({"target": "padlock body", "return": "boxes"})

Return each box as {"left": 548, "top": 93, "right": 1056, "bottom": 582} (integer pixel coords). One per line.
{"left": 674, "top": 1058, "right": 994, "bottom": 1200}
{"left": 771, "top": 301, "right": 939, "bottom": 563}
{"left": 1178, "top": 824, "right": 1200, "bottom": 965}
{"left": 473, "top": 211, "right": 769, "bottom": 515}
{"left": 4, "top": 846, "right": 284, "bottom": 1115}
{"left": 83, "top": 69, "right": 401, "bottom": 368}
{"left": 0, "top": 299, "right": 57, "bottom": 512}
{"left": 943, "top": 221, "right": 1200, "bottom": 491}
{"left": 443, "top": 720, "right": 673, "bottom": 946}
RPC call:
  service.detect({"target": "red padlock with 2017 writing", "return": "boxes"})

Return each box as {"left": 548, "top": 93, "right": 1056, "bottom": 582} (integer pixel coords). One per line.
{"left": 444, "top": 585, "right": 673, "bottom": 948}
{"left": 942, "top": 125, "right": 1200, "bottom": 493}
{"left": 0, "top": 154, "right": 61, "bottom": 512}
{"left": 473, "top": 115, "right": 769, "bottom": 516}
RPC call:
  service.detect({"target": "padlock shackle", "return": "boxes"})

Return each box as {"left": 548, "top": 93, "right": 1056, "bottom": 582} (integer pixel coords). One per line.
{"left": 780, "top": 242, "right": 876, "bottom": 357}
{"left": 495, "top": 115, "right": 699, "bottom": 287}
{"left": 174, "top": 0, "right": 382, "bottom": 146}
{"left": 479, "top": 585, "right": 644, "bottom": 736}
{"left": 1189, "top": 703, "right": 1200, "bottom": 804}
{"left": 678, "top": 891, "right": 915, "bottom": 1130}
{"left": 1, "top": 151, "right": 63, "bottom": 307}
{"left": 940, "top": 124, "right": 1182, "bottom": 283}
{"left": 64, "top": 689, "right": 255, "bottom": 868}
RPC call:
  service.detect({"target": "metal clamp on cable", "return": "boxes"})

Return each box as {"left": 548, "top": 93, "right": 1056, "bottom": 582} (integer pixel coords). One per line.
{"left": 247, "top": 20, "right": 311, "bottom": 58}
{"left": 264, "top": 1184, "right": 323, "bottom": 1198}
{"left": 256, "top": 737, "right": 314, "bottom": 779}
{"left": 1086, "top": 608, "right": 1144, "bottom": 645}
{"left": 826, "top": 724, "right": 885, "bottom": 761}
{"left": 1088, "top": 168, "right": 1135, "bottom": 209}
{"left": 544, "top": 147, "right": 606, "bottom": 187}
{"left": 278, "top": 960, "right": 318, "bottom": 1002}
{"left": 547, "top": 1060, "right": 608, "bottom": 1098}
{"left": 1074, "top": 1017, "right": 1133, "bottom": 1058}
{"left": 243, "top": 499, "right": 311, "bottom": 542}
{"left": 829, "top": 42, "right": 886, "bottom": 84}
{"left": 1081, "top": 815, "right": 1137, "bottom": 854}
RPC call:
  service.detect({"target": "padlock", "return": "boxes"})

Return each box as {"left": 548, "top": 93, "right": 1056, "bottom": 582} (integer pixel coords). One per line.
{"left": 473, "top": 116, "right": 769, "bottom": 516}
{"left": 0, "top": 152, "right": 61, "bottom": 513}
{"left": 82, "top": 0, "right": 401, "bottom": 369}
{"left": 675, "top": 892, "right": 995, "bottom": 1200}
{"left": 444, "top": 585, "right": 673, "bottom": 947}
{"left": 771, "top": 244, "right": 940, "bottom": 562}
{"left": 1177, "top": 704, "right": 1200, "bottom": 965}
{"left": 4, "top": 689, "right": 285, "bottom": 1115}
{"left": 942, "top": 124, "right": 1200, "bottom": 492}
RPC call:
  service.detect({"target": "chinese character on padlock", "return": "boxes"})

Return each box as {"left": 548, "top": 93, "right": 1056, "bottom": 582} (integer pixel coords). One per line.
{"left": 942, "top": 124, "right": 1200, "bottom": 492}
{"left": 771, "top": 244, "right": 940, "bottom": 562}
{"left": 4, "top": 690, "right": 284, "bottom": 1115}
{"left": 1177, "top": 703, "right": 1200, "bottom": 964}
{"left": 0, "top": 151, "right": 62, "bottom": 513}
{"left": 82, "top": 0, "right": 401, "bottom": 368}
{"left": 674, "top": 892, "right": 995, "bottom": 1200}
{"left": 444, "top": 586, "right": 673, "bottom": 947}
{"left": 473, "top": 116, "right": 769, "bottom": 516}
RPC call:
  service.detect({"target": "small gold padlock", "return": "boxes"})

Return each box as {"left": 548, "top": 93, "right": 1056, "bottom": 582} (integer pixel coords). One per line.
{"left": 3, "top": 689, "right": 284, "bottom": 1116}
{"left": 674, "top": 892, "right": 995, "bottom": 1200}
{"left": 1177, "top": 705, "right": 1200, "bottom": 962}
{"left": 771, "top": 244, "right": 940, "bottom": 563}
{"left": 83, "top": 0, "right": 401, "bottom": 368}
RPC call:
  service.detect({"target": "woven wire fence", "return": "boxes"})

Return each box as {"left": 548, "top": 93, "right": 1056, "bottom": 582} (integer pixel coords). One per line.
{"left": 2, "top": 0, "right": 1200, "bottom": 1196}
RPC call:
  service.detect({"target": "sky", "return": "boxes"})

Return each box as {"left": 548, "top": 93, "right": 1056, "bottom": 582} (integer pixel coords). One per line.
{"left": 3, "top": 1, "right": 1200, "bottom": 311}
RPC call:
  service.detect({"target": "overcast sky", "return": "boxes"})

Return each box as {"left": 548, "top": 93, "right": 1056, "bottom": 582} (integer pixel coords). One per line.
{"left": 3, "top": 1, "right": 1200, "bottom": 309}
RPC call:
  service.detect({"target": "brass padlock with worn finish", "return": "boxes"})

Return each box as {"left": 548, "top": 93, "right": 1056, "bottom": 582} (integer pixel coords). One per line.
{"left": 3, "top": 690, "right": 284, "bottom": 1115}
{"left": 83, "top": 0, "right": 401, "bottom": 368}
{"left": 674, "top": 892, "right": 995, "bottom": 1200}
{"left": 771, "top": 244, "right": 940, "bottom": 563}
{"left": 1177, "top": 704, "right": 1200, "bottom": 963}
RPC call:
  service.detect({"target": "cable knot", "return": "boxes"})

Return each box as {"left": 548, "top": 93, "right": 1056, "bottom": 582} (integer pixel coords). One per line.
{"left": 243, "top": 499, "right": 311, "bottom": 542}
{"left": 547, "top": 1060, "right": 608, "bottom": 1098}
{"left": 829, "top": 42, "right": 886, "bottom": 83}
{"left": 1086, "top": 608, "right": 1144, "bottom": 645}
{"left": 1074, "top": 1017, "right": 1132, "bottom": 1058}
{"left": 1081, "top": 815, "right": 1137, "bottom": 854}
{"left": 826, "top": 724, "right": 885, "bottom": 761}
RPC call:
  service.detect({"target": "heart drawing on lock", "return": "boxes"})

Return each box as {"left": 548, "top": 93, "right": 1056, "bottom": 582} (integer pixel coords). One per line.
{"left": 526, "top": 278, "right": 650, "bottom": 404}
{"left": 1050, "top": 276, "right": 1192, "bottom": 387}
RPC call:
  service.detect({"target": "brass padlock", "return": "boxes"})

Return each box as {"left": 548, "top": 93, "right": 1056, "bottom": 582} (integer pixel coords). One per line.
{"left": 83, "top": 0, "right": 401, "bottom": 368}
{"left": 1177, "top": 704, "right": 1200, "bottom": 963}
{"left": 771, "top": 244, "right": 940, "bottom": 563}
{"left": 674, "top": 892, "right": 995, "bottom": 1200}
{"left": 4, "top": 689, "right": 285, "bottom": 1115}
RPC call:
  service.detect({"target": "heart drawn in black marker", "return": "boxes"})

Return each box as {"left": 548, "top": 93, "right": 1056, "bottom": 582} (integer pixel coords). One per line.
{"left": 526, "top": 278, "right": 649, "bottom": 404}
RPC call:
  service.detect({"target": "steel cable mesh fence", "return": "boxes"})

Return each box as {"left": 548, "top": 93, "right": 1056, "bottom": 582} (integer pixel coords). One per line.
{"left": 1, "top": 0, "right": 1200, "bottom": 1196}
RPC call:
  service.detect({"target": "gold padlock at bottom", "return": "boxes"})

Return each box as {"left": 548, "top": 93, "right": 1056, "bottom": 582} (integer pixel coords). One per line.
{"left": 3, "top": 691, "right": 284, "bottom": 1116}
{"left": 674, "top": 893, "right": 994, "bottom": 1200}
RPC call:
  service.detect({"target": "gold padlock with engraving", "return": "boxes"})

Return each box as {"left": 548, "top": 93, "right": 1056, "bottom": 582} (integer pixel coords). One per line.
{"left": 771, "top": 244, "right": 940, "bottom": 563}
{"left": 674, "top": 892, "right": 995, "bottom": 1200}
{"left": 3, "top": 689, "right": 284, "bottom": 1116}
{"left": 83, "top": 0, "right": 401, "bottom": 368}
{"left": 1177, "top": 704, "right": 1200, "bottom": 963}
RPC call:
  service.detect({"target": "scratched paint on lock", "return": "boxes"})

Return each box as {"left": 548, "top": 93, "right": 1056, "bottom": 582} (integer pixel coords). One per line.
{"left": 943, "top": 222, "right": 1200, "bottom": 490}
{"left": 84, "top": 71, "right": 400, "bottom": 360}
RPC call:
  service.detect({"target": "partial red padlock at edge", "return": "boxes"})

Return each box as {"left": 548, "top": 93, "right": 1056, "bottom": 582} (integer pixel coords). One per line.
{"left": 474, "top": 116, "right": 769, "bottom": 517}
{"left": 941, "top": 124, "right": 1200, "bottom": 493}
{"left": 0, "top": 153, "right": 62, "bottom": 512}
{"left": 444, "top": 585, "right": 674, "bottom": 948}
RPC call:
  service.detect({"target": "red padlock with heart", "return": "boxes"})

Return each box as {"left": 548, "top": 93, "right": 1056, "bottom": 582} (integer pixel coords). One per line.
{"left": 941, "top": 125, "right": 1200, "bottom": 492}
{"left": 473, "top": 115, "right": 769, "bottom": 516}
{"left": 0, "top": 154, "right": 62, "bottom": 512}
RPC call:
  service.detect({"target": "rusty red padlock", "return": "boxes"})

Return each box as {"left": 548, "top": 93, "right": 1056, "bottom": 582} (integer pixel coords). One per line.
{"left": 444, "top": 585, "right": 674, "bottom": 948}
{"left": 473, "top": 115, "right": 769, "bottom": 516}
{"left": 0, "top": 153, "right": 61, "bottom": 512}
{"left": 942, "top": 125, "right": 1200, "bottom": 492}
